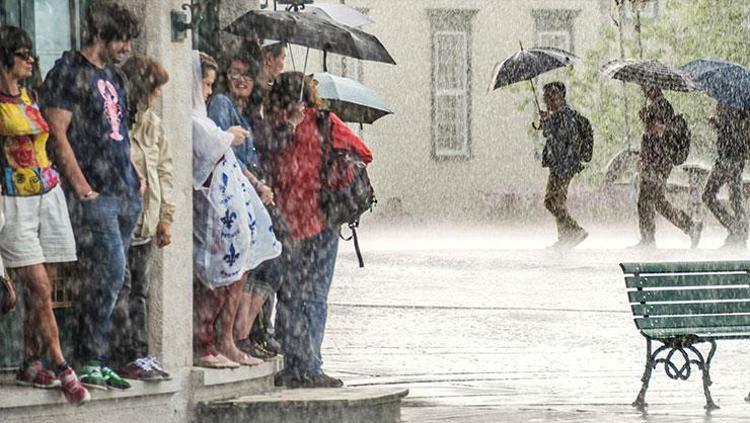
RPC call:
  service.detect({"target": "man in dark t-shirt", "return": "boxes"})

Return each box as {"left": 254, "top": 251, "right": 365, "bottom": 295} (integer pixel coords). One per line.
{"left": 39, "top": 2, "right": 142, "bottom": 391}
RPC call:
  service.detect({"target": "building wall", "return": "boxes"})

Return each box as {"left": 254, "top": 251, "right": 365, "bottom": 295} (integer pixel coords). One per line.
{"left": 337, "top": 0, "right": 612, "bottom": 220}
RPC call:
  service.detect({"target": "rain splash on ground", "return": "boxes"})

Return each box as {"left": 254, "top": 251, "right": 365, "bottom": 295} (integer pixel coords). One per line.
{"left": 323, "top": 222, "right": 750, "bottom": 422}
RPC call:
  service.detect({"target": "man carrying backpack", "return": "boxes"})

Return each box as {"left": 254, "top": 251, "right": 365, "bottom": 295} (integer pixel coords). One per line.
{"left": 539, "top": 82, "right": 592, "bottom": 249}
{"left": 633, "top": 85, "right": 702, "bottom": 248}
{"left": 702, "top": 103, "right": 750, "bottom": 249}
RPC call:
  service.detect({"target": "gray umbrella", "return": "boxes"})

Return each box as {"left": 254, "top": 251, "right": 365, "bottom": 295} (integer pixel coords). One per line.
{"left": 601, "top": 59, "right": 700, "bottom": 92}
{"left": 224, "top": 10, "right": 396, "bottom": 65}
{"left": 313, "top": 72, "right": 393, "bottom": 124}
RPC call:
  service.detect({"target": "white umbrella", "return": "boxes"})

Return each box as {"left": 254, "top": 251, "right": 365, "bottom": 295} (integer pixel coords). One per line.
{"left": 302, "top": 3, "right": 374, "bottom": 28}
{"left": 313, "top": 72, "right": 393, "bottom": 124}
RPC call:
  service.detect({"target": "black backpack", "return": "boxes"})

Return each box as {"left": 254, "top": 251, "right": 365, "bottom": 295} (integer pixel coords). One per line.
{"left": 573, "top": 111, "right": 594, "bottom": 163}
{"left": 669, "top": 114, "right": 691, "bottom": 165}
{"left": 318, "top": 111, "right": 376, "bottom": 267}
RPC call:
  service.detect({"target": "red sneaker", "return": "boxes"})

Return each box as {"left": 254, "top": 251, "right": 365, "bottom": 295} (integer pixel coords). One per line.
{"left": 16, "top": 360, "right": 61, "bottom": 389}
{"left": 59, "top": 367, "right": 91, "bottom": 406}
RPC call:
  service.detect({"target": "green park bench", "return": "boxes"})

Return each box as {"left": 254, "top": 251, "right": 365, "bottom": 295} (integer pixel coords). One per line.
{"left": 622, "top": 260, "right": 750, "bottom": 410}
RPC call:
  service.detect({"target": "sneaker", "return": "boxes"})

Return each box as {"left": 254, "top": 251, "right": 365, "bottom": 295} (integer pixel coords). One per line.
{"left": 302, "top": 372, "right": 344, "bottom": 388}
{"left": 101, "top": 366, "right": 131, "bottom": 390}
{"left": 628, "top": 239, "right": 656, "bottom": 249}
{"left": 143, "top": 356, "right": 171, "bottom": 380}
{"left": 567, "top": 229, "right": 589, "bottom": 249}
{"left": 546, "top": 239, "right": 568, "bottom": 249}
{"left": 264, "top": 337, "right": 282, "bottom": 355}
{"left": 237, "top": 338, "right": 276, "bottom": 360}
{"left": 689, "top": 221, "right": 703, "bottom": 249}
{"left": 79, "top": 362, "right": 107, "bottom": 391}
{"left": 16, "top": 359, "right": 61, "bottom": 389}
{"left": 58, "top": 367, "right": 91, "bottom": 406}
{"left": 274, "top": 370, "right": 306, "bottom": 389}
{"left": 118, "top": 358, "right": 161, "bottom": 382}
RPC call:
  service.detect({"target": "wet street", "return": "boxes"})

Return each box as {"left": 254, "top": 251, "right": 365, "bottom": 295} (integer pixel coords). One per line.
{"left": 323, "top": 223, "right": 750, "bottom": 422}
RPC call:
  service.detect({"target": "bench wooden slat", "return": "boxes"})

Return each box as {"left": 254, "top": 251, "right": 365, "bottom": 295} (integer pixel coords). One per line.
{"left": 636, "top": 314, "right": 750, "bottom": 330}
{"left": 625, "top": 273, "right": 750, "bottom": 288}
{"left": 641, "top": 326, "right": 750, "bottom": 339}
{"left": 632, "top": 301, "right": 750, "bottom": 316}
{"left": 621, "top": 261, "right": 750, "bottom": 275}
{"left": 628, "top": 288, "right": 750, "bottom": 303}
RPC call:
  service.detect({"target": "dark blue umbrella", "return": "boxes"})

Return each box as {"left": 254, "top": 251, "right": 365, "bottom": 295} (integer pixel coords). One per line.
{"left": 680, "top": 59, "right": 750, "bottom": 110}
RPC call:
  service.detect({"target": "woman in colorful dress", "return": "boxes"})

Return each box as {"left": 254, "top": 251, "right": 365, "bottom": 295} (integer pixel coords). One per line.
{"left": 0, "top": 26, "right": 89, "bottom": 405}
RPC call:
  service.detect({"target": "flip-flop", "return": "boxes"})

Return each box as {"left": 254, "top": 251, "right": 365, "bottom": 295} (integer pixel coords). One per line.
{"left": 213, "top": 353, "right": 241, "bottom": 369}
{"left": 231, "top": 352, "right": 263, "bottom": 367}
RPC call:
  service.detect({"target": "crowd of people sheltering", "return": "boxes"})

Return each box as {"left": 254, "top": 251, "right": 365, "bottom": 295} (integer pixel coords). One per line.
{"left": 0, "top": 2, "right": 373, "bottom": 405}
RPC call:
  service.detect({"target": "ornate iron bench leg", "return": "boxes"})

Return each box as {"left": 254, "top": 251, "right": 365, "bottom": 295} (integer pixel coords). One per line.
{"left": 695, "top": 340, "right": 719, "bottom": 410}
{"left": 633, "top": 338, "right": 654, "bottom": 409}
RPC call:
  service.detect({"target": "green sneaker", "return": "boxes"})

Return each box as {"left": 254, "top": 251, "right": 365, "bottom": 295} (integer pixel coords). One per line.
{"left": 79, "top": 362, "right": 107, "bottom": 391}
{"left": 101, "top": 366, "right": 131, "bottom": 390}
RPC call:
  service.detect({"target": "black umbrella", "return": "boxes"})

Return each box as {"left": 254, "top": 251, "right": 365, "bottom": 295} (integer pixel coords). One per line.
{"left": 224, "top": 10, "right": 396, "bottom": 65}
{"left": 489, "top": 44, "right": 578, "bottom": 112}
{"left": 601, "top": 59, "right": 699, "bottom": 92}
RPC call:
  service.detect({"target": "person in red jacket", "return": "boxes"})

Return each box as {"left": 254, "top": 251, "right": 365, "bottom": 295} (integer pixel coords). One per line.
{"left": 257, "top": 72, "right": 371, "bottom": 388}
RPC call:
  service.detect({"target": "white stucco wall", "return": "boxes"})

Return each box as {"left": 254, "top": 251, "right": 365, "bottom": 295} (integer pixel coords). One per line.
{"left": 329, "top": 0, "right": 612, "bottom": 220}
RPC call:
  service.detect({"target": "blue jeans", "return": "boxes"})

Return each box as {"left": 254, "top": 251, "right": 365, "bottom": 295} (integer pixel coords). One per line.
{"left": 69, "top": 194, "right": 142, "bottom": 362}
{"left": 276, "top": 229, "right": 339, "bottom": 376}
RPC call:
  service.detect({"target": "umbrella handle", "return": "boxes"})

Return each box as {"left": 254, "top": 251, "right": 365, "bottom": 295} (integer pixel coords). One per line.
{"left": 528, "top": 78, "right": 542, "bottom": 115}
{"left": 288, "top": 42, "right": 296, "bottom": 71}
{"left": 299, "top": 47, "right": 310, "bottom": 101}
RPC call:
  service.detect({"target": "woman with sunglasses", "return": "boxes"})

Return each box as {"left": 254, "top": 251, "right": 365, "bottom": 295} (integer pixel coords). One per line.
{"left": 207, "top": 47, "right": 280, "bottom": 363}
{"left": 0, "top": 26, "right": 89, "bottom": 405}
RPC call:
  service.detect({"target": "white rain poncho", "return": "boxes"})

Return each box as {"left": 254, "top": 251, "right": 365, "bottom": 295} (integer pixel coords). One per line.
{"left": 191, "top": 50, "right": 281, "bottom": 288}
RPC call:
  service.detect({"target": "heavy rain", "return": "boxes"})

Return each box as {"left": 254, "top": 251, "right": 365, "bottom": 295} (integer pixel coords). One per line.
{"left": 1, "top": 0, "right": 750, "bottom": 422}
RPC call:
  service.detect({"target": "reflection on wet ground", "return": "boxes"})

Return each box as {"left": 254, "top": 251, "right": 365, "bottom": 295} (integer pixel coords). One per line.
{"left": 324, "top": 223, "right": 750, "bottom": 422}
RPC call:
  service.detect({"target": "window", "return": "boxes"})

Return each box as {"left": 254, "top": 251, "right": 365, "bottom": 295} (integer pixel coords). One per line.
{"left": 531, "top": 9, "right": 580, "bottom": 53}
{"left": 428, "top": 9, "right": 477, "bottom": 159}
{"left": 1, "top": 0, "right": 88, "bottom": 77}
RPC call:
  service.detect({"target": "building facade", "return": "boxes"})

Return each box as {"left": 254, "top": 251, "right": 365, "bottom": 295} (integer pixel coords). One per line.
{"left": 336, "top": 0, "right": 625, "bottom": 221}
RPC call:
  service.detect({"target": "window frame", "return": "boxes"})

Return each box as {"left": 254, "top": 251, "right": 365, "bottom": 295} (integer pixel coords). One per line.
{"left": 531, "top": 9, "right": 580, "bottom": 54}
{"left": 428, "top": 9, "right": 477, "bottom": 161}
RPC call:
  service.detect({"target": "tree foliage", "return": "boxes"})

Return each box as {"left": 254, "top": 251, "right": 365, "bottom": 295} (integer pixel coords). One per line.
{"left": 521, "top": 0, "right": 750, "bottom": 186}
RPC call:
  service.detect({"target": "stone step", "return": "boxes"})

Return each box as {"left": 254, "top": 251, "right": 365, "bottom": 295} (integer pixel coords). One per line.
{"left": 197, "top": 386, "right": 409, "bottom": 423}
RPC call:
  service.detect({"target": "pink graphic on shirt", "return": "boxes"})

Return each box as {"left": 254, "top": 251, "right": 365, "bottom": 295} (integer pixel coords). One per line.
{"left": 97, "top": 79, "right": 124, "bottom": 141}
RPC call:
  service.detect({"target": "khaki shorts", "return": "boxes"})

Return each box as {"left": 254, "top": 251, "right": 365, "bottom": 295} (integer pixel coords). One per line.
{"left": 0, "top": 185, "right": 77, "bottom": 268}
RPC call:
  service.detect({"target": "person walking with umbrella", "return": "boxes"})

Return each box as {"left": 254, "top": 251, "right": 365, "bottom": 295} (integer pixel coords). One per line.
{"left": 539, "top": 82, "right": 591, "bottom": 248}
{"left": 702, "top": 103, "right": 750, "bottom": 248}
{"left": 681, "top": 59, "right": 750, "bottom": 249}
{"left": 633, "top": 84, "right": 701, "bottom": 248}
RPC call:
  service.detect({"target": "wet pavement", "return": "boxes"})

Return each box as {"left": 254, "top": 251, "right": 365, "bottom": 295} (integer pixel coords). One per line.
{"left": 322, "top": 222, "right": 750, "bottom": 422}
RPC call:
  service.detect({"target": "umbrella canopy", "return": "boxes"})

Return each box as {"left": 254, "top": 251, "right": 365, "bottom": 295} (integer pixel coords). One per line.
{"left": 680, "top": 59, "right": 750, "bottom": 110}
{"left": 302, "top": 3, "right": 374, "bottom": 28}
{"left": 224, "top": 10, "right": 395, "bottom": 65}
{"left": 601, "top": 59, "right": 699, "bottom": 92}
{"left": 489, "top": 46, "right": 578, "bottom": 91}
{"left": 313, "top": 72, "right": 393, "bottom": 124}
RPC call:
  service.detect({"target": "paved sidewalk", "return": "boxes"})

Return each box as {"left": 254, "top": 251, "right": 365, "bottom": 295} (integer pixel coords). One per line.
{"left": 323, "top": 223, "right": 750, "bottom": 422}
